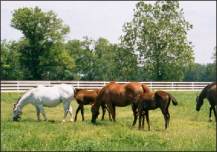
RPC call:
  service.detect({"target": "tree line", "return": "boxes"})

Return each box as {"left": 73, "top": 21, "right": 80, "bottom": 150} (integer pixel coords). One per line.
{"left": 1, "top": 1, "right": 216, "bottom": 81}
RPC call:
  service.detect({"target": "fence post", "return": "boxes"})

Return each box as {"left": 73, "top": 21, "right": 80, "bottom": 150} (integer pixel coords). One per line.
{"left": 17, "top": 81, "right": 19, "bottom": 94}
{"left": 77, "top": 82, "right": 79, "bottom": 88}
{"left": 150, "top": 82, "right": 152, "bottom": 91}
{"left": 192, "top": 83, "right": 194, "bottom": 91}
{"left": 172, "top": 82, "right": 173, "bottom": 91}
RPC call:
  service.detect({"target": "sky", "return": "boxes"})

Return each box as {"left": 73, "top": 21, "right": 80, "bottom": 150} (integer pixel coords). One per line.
{"left": 1, "top": 1, "right": 216, "bottom": 64}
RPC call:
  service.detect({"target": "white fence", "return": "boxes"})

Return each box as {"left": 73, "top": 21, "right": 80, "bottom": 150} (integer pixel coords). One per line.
{"left": 1, "top": 81, "right": 212, "bottom": 93}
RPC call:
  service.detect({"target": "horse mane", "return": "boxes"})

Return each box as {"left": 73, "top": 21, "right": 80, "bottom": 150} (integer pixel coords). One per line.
{"left": 15, "top": 88, "right": 34, "bottom": 105}
{"left": 202, "top": 82, "right": 216, "bottom": 92}
{"left": 199, "top": 82, "right": 216, "bottom": 100}
{"left": 15, "top": 85, "right": 46, "bottom": 105}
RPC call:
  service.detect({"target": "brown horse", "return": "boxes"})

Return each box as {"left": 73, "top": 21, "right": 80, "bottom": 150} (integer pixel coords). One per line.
{"left": 132, "top": 90, "right": 178, "bottom": 131}
{"left": 196, "top": 82, "right": 216, "bottom": 122}
{"left": 74, "top": 88, "right": 111, "bottom": 121}
{"left": 91, "top": 81, "right": 151, "bottom": 123}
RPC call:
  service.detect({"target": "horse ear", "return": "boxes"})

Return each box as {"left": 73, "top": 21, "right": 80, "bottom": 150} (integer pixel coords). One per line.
{"left": 13, "top": 103, "right": 16, "bottom": 107}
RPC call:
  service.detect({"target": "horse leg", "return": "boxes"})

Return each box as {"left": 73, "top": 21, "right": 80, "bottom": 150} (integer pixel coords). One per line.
{"left": 138, "top": 111, "right": 142, "bottom": 130}
{"left": 162, "top": 108, "right": 170, "bottom": 131}
{"left": 74, "top": 105, "right": 81, "bottom": 122}
{"left": 113, "top": 104, "right": 116, "bottom": 122}
{"left": 212, "top": 106, "right": 216, "bottom": 122}
{"left": 36, "top": 106, "right": 40, "bottom": 122}
{"left": 142, "top": 111, "right": 146, "bottom": 129}
{"left": 37, "top": 105, "right": 48, "bottom": 121}
{"left": 132, "top": 104, "right": 138, "bottom": 127}
{"left": 80, "top": 105, "right": 84, "bottom": 121}
{"left": 62, "top": 102, "right": 70, "bottom": 123}
{"left": 106, "top": 103, "right": 116, "bottom": 122}
{"left": 68, "top": 104, "right": 73, "bottom": 122}
{"left": 106, "top": 105, "right": 112, "bottom": 121}
{"left": 108, "top": 110, "right": 112, "bottom": 121}
{"left": 209, "top": 106, "right": 213, "bottom": 122}
{"left": 100, "top": 104, "right": 106, "bottom": 121}
{"left": 145, "top": 110, "right": 151, "bottom": 130}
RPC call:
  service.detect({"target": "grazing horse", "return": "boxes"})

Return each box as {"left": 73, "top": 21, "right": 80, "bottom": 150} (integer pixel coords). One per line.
{"left": 91, "top": 81, "right": 151, "bottom": 123}
{"left": 132, "top": 90, "right": 178, "bottom": 131}
{"left": 74, "top": 88, "right": 111, "bottom": 121}
{"left": 13, "top": 84, "right": 76, "bottom": 122}
{"left": 196, "top": 82, "right": 216, "bottom": 121}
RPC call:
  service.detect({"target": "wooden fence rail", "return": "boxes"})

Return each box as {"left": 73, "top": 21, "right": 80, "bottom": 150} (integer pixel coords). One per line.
{"left": 1, "top": 81, "right": 212, "bottom": 93}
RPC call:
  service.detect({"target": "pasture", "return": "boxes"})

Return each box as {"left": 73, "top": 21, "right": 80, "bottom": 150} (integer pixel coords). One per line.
{"left": 1, "top": 91, "right": 216, "bottom": 151}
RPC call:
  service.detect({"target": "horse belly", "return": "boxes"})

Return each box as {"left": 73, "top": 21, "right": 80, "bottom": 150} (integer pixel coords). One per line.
{"left": 41, "top": 98, "right": 61, "bottom": 107}
{"left": 112, "top": 98, "right": 131, "bottom": 107}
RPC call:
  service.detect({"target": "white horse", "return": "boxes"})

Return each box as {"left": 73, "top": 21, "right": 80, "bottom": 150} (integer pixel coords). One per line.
{"left": 13, "top": 84, "right": 76, "bottom": 123}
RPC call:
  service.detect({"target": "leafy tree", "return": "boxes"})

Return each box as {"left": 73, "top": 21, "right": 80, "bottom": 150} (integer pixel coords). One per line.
{"left": 207, "top": 47, "right": 216, "bottom": 81}
{"left": 79, "top": 36, "right": 96, "bottom": 80}
{"left": 10, "top": 6, "right": 70, "bottom": 80}
{"left": 64, "top": 39, "right": 84, "bottom": 80}
{"left": 183, "top": 63, "right": 207, "bottom": 81}
{"left": 39, "top": 42, "right": 75, "bottom": 80}
{"left": 1, "top": 40, "right": 24, "bottom": 80}
{"left": 112, "top": 45, "right": 139, "bottom": 81}
{"left": 121, "top": 1, "right": 194, "bottom": 81}
{"left": 64, "top": 37, "right": 140, "bottom": 81}
{"left": 93, "top": 37, "right": 115, "bottom": 80}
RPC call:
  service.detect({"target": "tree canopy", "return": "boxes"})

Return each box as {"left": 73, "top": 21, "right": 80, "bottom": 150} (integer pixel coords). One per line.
{"left": 10, "top": 6, "right": 72, "bottom": 80}
{"left": 121, "top": 1, "right": 195, "bottom": 81}
{"left": 1, "top": 4, "right": 215, "bottom": 82}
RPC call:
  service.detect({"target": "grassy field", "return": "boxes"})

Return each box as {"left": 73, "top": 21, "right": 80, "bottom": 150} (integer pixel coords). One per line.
{"left": 1, "top": 91, "right": 216, "bottom": 151}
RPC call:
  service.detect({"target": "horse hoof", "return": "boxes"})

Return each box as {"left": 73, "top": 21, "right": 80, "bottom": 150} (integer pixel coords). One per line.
{"left": 209, "top": 118, "right": 212, "bottom": 122}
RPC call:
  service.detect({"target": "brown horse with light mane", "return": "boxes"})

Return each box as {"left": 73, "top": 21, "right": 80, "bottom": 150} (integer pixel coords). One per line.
{"left": 196, "top": 82, "right": 216, "bottom": 122}
{"left": 74, "top": 88, "right": 111, "bottom": 121}
{"left": 91, "top": 81, "right": 151, "bottom": 123}
{"left": 132, "top": 90, "right": 178, "bottom": 131}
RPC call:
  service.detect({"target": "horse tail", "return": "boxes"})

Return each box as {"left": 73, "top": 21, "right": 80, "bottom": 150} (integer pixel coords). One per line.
{"left": 132, "top": 94, "right": 140, "bottom": 112}
{"left": 141, "top": 84, "right": 151, "bottom": 94}
{"left": 133, "top": 94, "right": 141, "bottom": 104}
{"left": 167, "top": 93, "right": 178, "bottom": 106}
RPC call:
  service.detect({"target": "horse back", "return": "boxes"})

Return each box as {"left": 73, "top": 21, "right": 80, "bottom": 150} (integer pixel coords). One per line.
{"left": 37, "top": 84, "right": 74, "bottom": 101}
{"left": 56, "top": 84, "right": 75, "bottom": 99}
{"left": 74, "top": 89, "right": 101, "bottom": 105}
{"left": 110, "top": 82, "right": 149, "bottom": 106}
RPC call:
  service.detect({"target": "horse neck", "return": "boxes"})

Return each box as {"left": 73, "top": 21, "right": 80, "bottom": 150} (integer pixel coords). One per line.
{"left": 16, "top": 91, "right": 32, "bottom": 109}
{"left": 93, "top": 92, "right": 104, "bottom": 109}
{"left": 199, "top": 90, "right": 207, "bottom": 101}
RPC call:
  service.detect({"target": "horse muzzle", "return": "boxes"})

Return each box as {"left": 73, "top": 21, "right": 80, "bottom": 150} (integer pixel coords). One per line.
{"left": 13, "top": 117, "right": 18, "bottom": 121}
{"left": 91, "top": 119, "right": 96, "bottom": 123}
{"left": 196, "top": 107, "right": 200, "bottom": 111}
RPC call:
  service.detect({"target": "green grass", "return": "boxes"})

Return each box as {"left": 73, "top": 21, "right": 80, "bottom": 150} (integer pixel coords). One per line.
{"left": 1, "top": 91, "right": 216, "bottom": 151}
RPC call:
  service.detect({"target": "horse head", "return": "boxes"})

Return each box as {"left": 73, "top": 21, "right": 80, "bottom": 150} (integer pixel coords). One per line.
{"left": 74, "top": 88, "right": 83, "bottom": 97}
{"left": 91, "top": 104, "right": 99, "bottom": 123}
{"left": 196, "top": 95, "right": 203, "bottom": 111}
{"left": 13, "top": 103, "right": 22, "bottom": 121}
